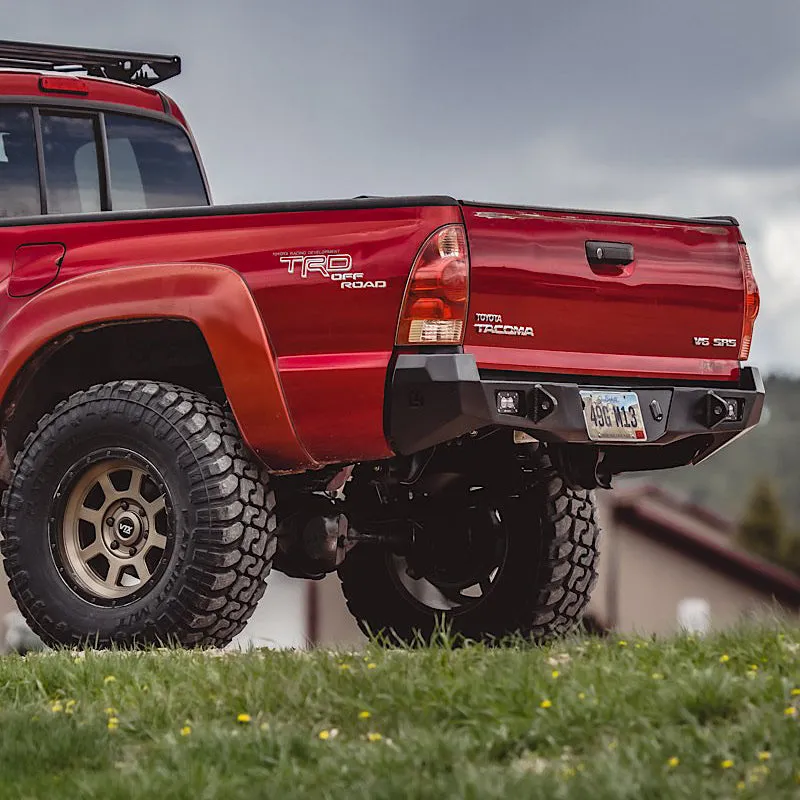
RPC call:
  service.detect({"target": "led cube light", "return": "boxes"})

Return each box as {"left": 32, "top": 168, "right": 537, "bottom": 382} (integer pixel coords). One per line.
{"left": 496, "top": 391, "right": 521, "bottom": 415}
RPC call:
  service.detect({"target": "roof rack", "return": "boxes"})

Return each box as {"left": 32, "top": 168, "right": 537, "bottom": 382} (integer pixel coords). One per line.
{"left": 0, "top": 40, "right": 181, "bottom": 88}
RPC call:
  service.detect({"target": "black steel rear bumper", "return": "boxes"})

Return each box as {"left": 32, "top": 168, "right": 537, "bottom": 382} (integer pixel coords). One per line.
{"left": 386, "top": 353, "right": 764, "bottom": 473}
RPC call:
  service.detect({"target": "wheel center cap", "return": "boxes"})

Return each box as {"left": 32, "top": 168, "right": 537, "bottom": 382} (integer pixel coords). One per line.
{"left": 116, "top": 513, "right": 141, "bottom": 542}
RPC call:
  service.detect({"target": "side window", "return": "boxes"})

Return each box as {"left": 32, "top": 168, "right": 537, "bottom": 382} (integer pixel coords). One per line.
{"left": 40, "top": 114, "right": 102, "bottom": 214}
{"left": 0, "top": 106, "right": 41, "bottom": 218}
{"left": 105, "top": 114, "right": 207, "bottom": 210}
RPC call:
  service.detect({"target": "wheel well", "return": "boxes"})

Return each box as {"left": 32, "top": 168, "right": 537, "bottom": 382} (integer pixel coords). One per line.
{"left": 1, "top": 320, "right": 225, "bottom": 465}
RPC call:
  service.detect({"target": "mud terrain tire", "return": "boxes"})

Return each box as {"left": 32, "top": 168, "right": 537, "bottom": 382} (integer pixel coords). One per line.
{"left": 0, "top": 381, "right": 276, "bottom": 649}
{"left": 338, "top": 451, "right": 600, "bottom": 644}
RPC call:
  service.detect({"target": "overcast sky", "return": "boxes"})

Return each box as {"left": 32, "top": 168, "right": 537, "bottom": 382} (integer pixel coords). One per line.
{"left": 3, "top": 1, "right": 800, "bottom": 374}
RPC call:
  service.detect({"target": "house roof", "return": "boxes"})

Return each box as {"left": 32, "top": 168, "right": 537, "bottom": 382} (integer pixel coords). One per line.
{"left": 608, "top": 484, "right": 800, "bottom": 609}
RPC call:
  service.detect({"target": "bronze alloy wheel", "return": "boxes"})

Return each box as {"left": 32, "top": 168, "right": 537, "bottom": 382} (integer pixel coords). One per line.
{"left": 53, "top": 452, "right": 174, "bottom": 605}
{"left": 1, "top": 380, "right": 277, "bottom": 648}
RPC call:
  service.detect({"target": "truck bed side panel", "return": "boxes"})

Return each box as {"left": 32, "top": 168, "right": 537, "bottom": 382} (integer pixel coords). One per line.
{"left": 0, "top": 201, "right": 460, "bottom": 467}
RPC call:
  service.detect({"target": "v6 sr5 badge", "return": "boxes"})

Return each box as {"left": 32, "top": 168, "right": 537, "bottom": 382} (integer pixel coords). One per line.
{"left": 275, "top": 250, "right": 386, "bottom": 289}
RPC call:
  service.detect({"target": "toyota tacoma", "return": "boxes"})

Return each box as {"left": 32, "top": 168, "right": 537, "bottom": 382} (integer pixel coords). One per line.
{"left": 0, "top": 41, "right": 763, "bottom": 647}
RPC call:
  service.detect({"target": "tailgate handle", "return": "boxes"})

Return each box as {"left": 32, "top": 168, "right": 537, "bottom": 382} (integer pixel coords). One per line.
{"left": 585, "top": 240, "right": 634, "bottom": 270}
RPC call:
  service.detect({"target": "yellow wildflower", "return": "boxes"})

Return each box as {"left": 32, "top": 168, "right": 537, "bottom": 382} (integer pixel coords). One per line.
{"left": 358, "top": 710, "right": 371, "bottom": 720}
{"left": 539, "top": 699, "right": 552, "bottom": 709}
{"left": 103, "top": 675, "right": 116, "bottom": 684}
{"left": 104, "top": 707, "right": 116, "bottom": 716}
{"left": 318, "top": 730, "right": 331, "bottom": 740}
{"left": 237, "top": 713, "right": 251, "bottom": 724}
{"left": 784, "top": 706, "right": 797, "bottom": 717}
{"left": 721, "top": 759, "right": 734, "bottom": 769}
{"left": 791, "top": 688, "right": 800, "bottom": 696}
{"left": 366, "top": 732, "right": 383, "bottom": 742}
{"left": 180, "top": 725, "right": 191, "bottom": 736}
{"left": 719, "top": 654, "right": 730, "bottom": 663}
{"left": 617, "top": 640, "right": 628, "bottom": 647}
{"left": 652, "top": 673, "right": 664, "bottom": 680}
{"left": 757, "top": 751, "right": 771, "bottom": 762}
{"left": 551, "top": 670, "right": 560, "bottom": 679}
{"left": 107, "top": 717, "right": 119, "bottom": 731}
{"left": 577, "top": 692, "right": 586, "bottom": 700}
{"left": 50, "top": 701, "right": 63, "bottom": 713}
{"left": 339, "top": 663, "right": 351, "bottom": 671}
{"left": 367, "top": 663, "right": 377, "bottom": 670}
{"left": 65, "top": 700, "right": 77, "bottom": 715}
{"left": 667, "top": 756, "right": 679, "bottom": 768}
{"left": 736, "top": 781, "right": 745, "bottom": 791}
{"left": 748, "top": 664, "right": 758, "bottom": 671}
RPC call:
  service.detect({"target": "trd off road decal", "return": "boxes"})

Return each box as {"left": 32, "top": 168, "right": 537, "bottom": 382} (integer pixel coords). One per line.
{"left": 276, "top": 250, "right": 386, "bottom": 289}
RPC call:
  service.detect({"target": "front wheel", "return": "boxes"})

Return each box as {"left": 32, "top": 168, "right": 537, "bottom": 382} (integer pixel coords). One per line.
{"left": 338, "top": 451, "right": 600, "bottom": 644}
{"left": 1, "top": 381, "right": 276, "bottom": 649}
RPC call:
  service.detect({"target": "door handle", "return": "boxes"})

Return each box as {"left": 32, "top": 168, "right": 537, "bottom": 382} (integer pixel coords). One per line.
{"left": 585, "top": 241, "right": 634, "bottom": 272}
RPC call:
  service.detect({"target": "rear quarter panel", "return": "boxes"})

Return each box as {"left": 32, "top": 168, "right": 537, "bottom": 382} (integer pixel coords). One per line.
{"left": 0, "top": 202, "right": 460, "bottom": 466}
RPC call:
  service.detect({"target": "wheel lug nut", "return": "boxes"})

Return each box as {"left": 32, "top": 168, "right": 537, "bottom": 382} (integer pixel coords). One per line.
{"left": 110, "top": 541, "right": 120, "bottom": 550}
{"left": 121, "top": 501, "right": 129, "bottom": 511}
{"left": 106, "top": 518, "right": 115, "bottom": 527}
{"left": 129, "top": 548, "right": 136, "bottom": 556}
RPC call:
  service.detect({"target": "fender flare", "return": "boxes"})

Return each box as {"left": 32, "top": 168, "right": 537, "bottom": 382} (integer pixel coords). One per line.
{"left": 0, "top": 262, "right": 316, "bottom": 471}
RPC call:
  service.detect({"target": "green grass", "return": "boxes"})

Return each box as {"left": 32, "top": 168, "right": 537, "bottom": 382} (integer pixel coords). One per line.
{"left": 0, "top": 625, "right": 798, "bottom": 799}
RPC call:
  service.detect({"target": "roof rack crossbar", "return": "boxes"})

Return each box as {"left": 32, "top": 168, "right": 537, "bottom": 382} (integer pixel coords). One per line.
{"left": 0, "top": 40, "right": 181, "bottom": 87}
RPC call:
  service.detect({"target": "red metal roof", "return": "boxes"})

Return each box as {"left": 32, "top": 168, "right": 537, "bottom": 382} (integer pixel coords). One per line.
{"left": 610, "top": 485, "right": 800, "bottom": 609}
{"left": 0, "top": 70, "right": 167, "bottom": 115}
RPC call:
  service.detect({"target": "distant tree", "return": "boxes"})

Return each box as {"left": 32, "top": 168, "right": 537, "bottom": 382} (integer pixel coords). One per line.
{"left": 738, "top": 479, "right": 786, "bottom": 562}
{"left": 782, "top": 534, "right": 800, "bottom": 577}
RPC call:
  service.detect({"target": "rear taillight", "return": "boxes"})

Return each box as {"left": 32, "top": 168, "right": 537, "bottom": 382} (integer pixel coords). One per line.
{"left": 738, "top": 243, "right": 760, "bottom": 361}
{"left": 396, "top": 225, "right": 469, "bottom": 345}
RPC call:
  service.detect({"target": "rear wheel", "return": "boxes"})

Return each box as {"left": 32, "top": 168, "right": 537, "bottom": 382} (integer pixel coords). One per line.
{"left": 338, "top": 450, "right": 600, "bottom": 644}
{"left": 1, "top": 380, "right": 276, "bottom": 649}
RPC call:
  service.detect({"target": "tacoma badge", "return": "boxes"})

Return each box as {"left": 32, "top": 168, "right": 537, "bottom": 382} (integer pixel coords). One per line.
{"left": 474, "top": 313, "right": 534, "bottom": 337}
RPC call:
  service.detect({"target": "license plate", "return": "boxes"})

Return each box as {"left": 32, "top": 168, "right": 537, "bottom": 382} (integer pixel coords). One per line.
{"left": 580, "top": 391, "right": 647, "bottom": 442}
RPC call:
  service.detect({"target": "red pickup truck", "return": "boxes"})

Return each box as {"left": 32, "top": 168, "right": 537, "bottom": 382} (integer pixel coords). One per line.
{"left": 0, "top": 41, "right": 763, "bottom": 648}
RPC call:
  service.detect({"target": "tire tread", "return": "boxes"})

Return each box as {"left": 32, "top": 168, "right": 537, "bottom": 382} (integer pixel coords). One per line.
{"left": 0, "top": 380, "right": 275, "bottom": 649}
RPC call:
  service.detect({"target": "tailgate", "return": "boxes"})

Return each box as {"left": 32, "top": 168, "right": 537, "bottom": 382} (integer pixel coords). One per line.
{"left": 461, "top": 203, "right": 747, "bottom": 381}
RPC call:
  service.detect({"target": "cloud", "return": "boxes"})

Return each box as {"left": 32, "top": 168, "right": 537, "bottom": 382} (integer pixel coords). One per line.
{"left": 1, "top": 0, "right": 798, "bottom": 371}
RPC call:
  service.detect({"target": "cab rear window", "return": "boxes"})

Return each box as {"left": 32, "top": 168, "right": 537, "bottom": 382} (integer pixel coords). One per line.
{"left": 105, "top": 113, "right": 208, "bottom": 211}
{"left": 0, "top": 106, "right": 41, "bottom": 218}
{"left": 1, "top": 105, "right": 207, "bottom": 219}
{"left": 40, "top": 113, "right": 103, "bottom": 214}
